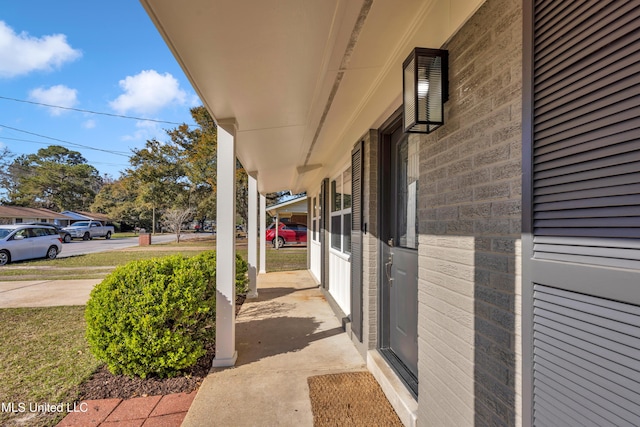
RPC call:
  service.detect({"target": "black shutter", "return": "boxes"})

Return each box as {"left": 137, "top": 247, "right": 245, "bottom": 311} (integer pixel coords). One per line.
{"left": 351, "top": 141, "right": 364, "bottom": 341}
{"left": 527, "top": 1, "right": 640, "bottom": 425}
{"left": 533, "top": 0, "right": 640, "bottom": 267}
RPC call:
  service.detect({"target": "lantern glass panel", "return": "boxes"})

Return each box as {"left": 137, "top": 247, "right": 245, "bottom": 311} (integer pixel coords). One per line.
{"left": 402, "top": 48, "right": 447, "bottom": 133}
{"left": 403, "top": 56, "right": 416, "bottom": 132}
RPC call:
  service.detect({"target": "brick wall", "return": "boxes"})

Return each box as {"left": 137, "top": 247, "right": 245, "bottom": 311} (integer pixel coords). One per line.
{"left": 416, "top": 0, "right": 523, "bottom": 425}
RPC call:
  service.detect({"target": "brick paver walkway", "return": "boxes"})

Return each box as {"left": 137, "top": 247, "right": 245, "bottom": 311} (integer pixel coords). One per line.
{"left": 56, "top": 391, "right": 196, "bottom": 427}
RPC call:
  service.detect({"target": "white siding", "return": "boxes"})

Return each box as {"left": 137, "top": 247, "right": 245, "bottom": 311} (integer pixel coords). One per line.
{"left": 310, "top": 240, "right": 321, "bottom": 283}
{"left": 329, "top": 250, "right": 350, "bottom": 315}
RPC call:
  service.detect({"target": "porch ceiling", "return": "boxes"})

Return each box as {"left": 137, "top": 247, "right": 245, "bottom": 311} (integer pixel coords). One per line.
{"left": 141, "top": 0, "right": 484, "bottom": 194}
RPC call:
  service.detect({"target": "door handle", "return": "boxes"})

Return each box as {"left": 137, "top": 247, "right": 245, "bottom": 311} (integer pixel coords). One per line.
{"left": 385, "top": 251, "right": 394, "bottom": 285}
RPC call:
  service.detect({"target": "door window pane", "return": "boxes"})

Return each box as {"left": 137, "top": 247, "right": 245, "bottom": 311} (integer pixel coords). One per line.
{"left": 397, "top": 137, "right": 418, "bottom": 249}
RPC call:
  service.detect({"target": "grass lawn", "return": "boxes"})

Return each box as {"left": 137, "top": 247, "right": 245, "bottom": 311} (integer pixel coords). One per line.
{"left": 0, "top": 268, "right": 110, "bottom": 281}
{"left": 257, "top": 247, "right": 309, "bottom": 272}
{"left": 110, "top": 232, "right": 140, "bottom": 239}
{"left": 0, "top": 306, "right": 101, "bottom": 427}
{"left": 0, "top": 249, "right": 212, "bottom": 281}
{"left": 0, "top": 241, "right": 306, "bottom": 280}
{"left": 31, "top": 249, "right": 208, "bottom": 267}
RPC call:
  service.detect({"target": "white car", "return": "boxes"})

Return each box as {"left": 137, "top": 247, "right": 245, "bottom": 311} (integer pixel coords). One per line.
{"left": 0, "top": 224, "right": 63, "bottom": 266}
{"left": 63, "top": 220, "right": 114, "bottom": 240}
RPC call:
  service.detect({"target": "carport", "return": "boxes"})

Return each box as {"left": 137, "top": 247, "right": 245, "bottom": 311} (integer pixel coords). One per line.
{"left": 266, "top": 195, "right": 308, "bottom": 225}
{"left": 266, "top": 195, "right": 308, "bottom": 251}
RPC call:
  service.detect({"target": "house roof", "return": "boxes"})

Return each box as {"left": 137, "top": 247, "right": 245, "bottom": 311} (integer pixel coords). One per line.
{"left": 60, "top": 211, "right": 112, "bottom": 222}
{"left": 266, "top": 195, "right": 308, "bottom": 215}
{"left": 0, "top": 206, "right": 72, "bottom": 220}
{"left": 140, "top": 0, "right": 484, "bottom": 195}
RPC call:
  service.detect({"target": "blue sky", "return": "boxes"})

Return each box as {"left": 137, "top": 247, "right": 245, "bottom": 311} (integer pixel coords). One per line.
{"left": 0, "top": 1, "right": 200, "bottom": 178}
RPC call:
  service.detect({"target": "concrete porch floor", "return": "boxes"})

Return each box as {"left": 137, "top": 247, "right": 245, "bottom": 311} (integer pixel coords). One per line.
{"left": 182, "top": 270, "right": 367, "bottom": 426}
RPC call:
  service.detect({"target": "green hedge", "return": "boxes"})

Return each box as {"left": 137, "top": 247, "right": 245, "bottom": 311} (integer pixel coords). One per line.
{"left": 85, "top": 251, "right": 248, "bottom": 378}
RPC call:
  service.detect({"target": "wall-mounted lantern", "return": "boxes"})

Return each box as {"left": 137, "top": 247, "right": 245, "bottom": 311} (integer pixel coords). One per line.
{"left": 403, "top": 48, "right": 449, "bottom": 133}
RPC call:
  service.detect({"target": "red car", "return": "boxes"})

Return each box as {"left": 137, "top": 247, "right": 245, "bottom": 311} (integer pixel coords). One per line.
{"left": 266, "top": 223, "right": 307, "bottom": 248}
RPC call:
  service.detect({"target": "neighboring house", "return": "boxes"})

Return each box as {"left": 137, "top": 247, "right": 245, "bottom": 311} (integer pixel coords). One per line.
{"left": 266, "top": 195, "right": 308, "bottom": 225}
{"left": 141, "top": 0, "right": 640, "bottom": 426}
{"left": 0, "top": 206, "right": 72, "bottom": 226}
{"left": 58, "top": 211, "right": 112, "bottom": 227}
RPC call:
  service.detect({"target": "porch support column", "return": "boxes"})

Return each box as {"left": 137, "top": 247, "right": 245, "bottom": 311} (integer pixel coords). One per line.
{"left": 259, "top": 194, "right": 266, "bottom": 274}
{"left": 247, "top": 174, "right": 258, "bottom": 298}
{"left": 212, "top": 120, "right": 237, "bottom": 368}
{"left": 275, "top": 213, "right": 280, "bottom": 250}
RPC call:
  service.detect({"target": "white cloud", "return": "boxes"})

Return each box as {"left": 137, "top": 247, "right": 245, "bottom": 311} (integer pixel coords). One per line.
{"left": 188, "top": 93, "right": 201, "bottom": 107}
{"left": 122, "top": 120, "right": 163, "bottom": 142}
{"left": 82, "top": 119, "right": 96, "bottom": 129}
{"left": 29, "top": 85, "right": 78, "bottom": 116}
{"left": 110, "top": 70, "right": 187, "bottom": 115}
{"left": 0, "top": 21, "right": 81, "bottom": 78}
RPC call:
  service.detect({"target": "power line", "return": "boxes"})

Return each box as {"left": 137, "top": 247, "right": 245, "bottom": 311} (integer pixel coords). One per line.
{"left": 0, "top": 140, "right": 129, "bottom": 168}
{"left": 0, "top": 125, "right": 131, "bottom": 157}
{"left": 0, "top": 135, "right": 131, "bottom": 157}
{"left": 0, "top": 95, "right": 198, "bottom": 127}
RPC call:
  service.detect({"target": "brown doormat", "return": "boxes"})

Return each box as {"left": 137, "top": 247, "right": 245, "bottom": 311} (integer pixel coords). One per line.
{"left": 307, "top": 371, "right": 403, "bottom": 426}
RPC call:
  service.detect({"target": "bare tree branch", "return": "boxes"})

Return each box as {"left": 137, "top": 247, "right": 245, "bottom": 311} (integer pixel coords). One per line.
{"left": 161, "top": 207, "right": 193, "bottom": 243}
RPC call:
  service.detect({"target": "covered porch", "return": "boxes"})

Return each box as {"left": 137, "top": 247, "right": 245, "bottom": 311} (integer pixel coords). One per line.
{"left": 139, "top": 0, "right": 489, "bottom": 425}
{"left": 182, "top": 270, "right": 408, "bottom": 426}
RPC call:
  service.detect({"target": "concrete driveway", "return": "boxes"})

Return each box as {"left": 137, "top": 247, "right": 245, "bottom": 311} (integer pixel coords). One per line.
{"left": 0, "top": 279, "right": 100, "bottom": 308}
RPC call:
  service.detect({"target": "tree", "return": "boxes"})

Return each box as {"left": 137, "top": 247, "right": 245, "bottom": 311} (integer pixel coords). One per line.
{"left": 92, "top": 106, "right": 250, "bottom": 230}
{"left": 0, "top": 146, "right": 13, "bottom": 176}
{"left": 90, "top": 176, "right": 151, "bottom": 230}
{"left": 167, "top": 106, "right": 250, "bottom": 228}
{"left": 236, "top": 162, "right": 248, "bottom": 226}
{"left": 161, "top": 207, "right": 193, "bottom": 243}
{"left": 167, "top": 106, "right": 217, "bottom": 228}
{"left": 127, "top": 139, "right": 189, "bottom": 232}
{"left": 0, "top": 145, "right": 102, "bottom": 211}
{"left": 0, "top": 146, "right": 16, "bottom": 201}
